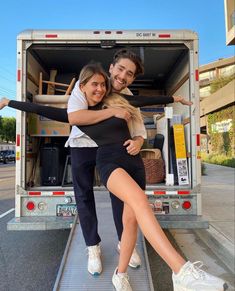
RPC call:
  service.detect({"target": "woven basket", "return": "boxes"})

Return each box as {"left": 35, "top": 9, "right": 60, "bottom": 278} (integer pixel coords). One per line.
{"left": 140, "top": 149, "right": 165, "bottom": 184}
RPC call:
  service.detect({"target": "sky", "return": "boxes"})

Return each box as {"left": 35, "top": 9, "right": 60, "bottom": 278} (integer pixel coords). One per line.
{"left": 0, "top": 0, "right": 234, "bottom": 117}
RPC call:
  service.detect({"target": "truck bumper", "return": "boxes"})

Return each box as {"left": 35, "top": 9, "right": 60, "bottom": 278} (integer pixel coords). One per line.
{"left": 7, "top": 215, "right": 208, "bottom": 231}
{"left": 157, "top": 215, "right": 209, "bottom": 229}
{"left": 7, "top": 216, "right": 75, "bottom": 231}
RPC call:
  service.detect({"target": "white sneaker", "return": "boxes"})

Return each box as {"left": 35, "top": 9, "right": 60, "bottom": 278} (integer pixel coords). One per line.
{"left": 117, "top": 242, "right": 141, "bottom": 268}
{"left": 112, "top": 267, "right": 132, "bottom": 291}
{"left": 87, "top": 244, "right": 102, "bottom": 276}
{"left": 172, "top": 261, "right": 228, "bottom": 291}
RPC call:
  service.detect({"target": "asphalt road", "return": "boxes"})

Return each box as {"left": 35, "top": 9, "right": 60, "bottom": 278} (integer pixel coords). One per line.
{"left": 0, "top": 164, "right": 70, "bottom": 291}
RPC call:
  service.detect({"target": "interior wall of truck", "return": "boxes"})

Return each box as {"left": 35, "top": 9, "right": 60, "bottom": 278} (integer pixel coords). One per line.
{"left": 25, "top": 43, "right": 191, "bottom": 189}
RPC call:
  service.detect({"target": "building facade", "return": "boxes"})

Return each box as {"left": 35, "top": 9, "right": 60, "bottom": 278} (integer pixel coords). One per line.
{"left": 224, "top": 0, "right": 235, "bottom": 45}
{"left": 199, "top": 57, "right": 235, "bottom": 155}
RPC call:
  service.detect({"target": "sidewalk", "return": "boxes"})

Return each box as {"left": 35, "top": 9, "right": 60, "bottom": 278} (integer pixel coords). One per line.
{"left": 194, "top": 163, "right": 235, "bottom": 273}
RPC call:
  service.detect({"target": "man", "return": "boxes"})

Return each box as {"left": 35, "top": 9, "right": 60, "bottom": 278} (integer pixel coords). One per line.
{"left": 67, "top": 49, "right": 145, "bottom": 276}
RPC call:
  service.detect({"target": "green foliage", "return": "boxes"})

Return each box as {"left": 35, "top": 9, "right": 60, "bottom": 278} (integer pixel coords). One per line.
{"left": 201, "top": 153, "right": 235, "bottom": 168}
{"left": 0, "top": 117, "right": 16, "bottom": 142}
{"left": 210, "top": 74, "right": 235, "bottom": 94}
{"left": 207, "top": 105, "right": 235, "bottom": 156}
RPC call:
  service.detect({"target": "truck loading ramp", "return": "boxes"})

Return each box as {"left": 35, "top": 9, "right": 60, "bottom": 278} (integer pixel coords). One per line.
{"left": 53, "top": 190, "right": 154, "bottom": 291}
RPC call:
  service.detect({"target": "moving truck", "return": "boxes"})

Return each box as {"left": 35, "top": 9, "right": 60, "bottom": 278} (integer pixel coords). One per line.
{"left": 7, "top": 29, "right": 207, "bottom": 230}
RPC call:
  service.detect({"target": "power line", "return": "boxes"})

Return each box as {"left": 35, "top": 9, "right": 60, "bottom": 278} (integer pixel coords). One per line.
{"left": 0, "top": 64, "right": 16, "bottom": 77}
{"left": 0, "top": 68, "right": 16, "bottom": 80}
{"left": 0, "top": 84, "right": 16, "bottom": 92}
{"left": 0, "top": 74, "right": 15, "bottom": 83}
{"left": 0, "top": 88, "right": 16, "bottom": 95}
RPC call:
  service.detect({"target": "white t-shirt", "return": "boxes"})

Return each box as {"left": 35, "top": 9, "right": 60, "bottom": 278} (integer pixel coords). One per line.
{"left": 65, "top": 80, "right": 146, "bottom": 148}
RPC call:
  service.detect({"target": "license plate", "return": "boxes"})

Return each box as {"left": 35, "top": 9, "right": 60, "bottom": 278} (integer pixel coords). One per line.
{"left": 56, "top": 204, "right": 77, "bottom": 217}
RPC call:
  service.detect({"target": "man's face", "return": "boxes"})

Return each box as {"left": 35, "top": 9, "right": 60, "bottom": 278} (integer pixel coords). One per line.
{"left": 109, "top": 58, "right": 136, "bottom": 92}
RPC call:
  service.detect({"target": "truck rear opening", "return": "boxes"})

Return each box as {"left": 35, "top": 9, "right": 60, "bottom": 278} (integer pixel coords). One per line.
{"left": 8, "top": 30, "right": 207, "bottom": 230}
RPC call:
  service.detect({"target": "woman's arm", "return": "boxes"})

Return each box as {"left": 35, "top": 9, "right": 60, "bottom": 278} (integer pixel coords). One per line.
{"left": 7, "top": 99, "right": 68, "bottom": 123}
{"left": 1, "top": 98, "right": 131, "bottom": 125}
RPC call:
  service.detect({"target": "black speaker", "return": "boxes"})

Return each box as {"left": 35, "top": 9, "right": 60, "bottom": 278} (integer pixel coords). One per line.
{"left": 40, "top": 144, "right": 66, "bottom": 186}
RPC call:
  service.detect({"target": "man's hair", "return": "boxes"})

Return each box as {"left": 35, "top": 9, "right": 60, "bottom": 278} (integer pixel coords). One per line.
{"left": 112, "top": 49, "right": 144, "bottom": 77}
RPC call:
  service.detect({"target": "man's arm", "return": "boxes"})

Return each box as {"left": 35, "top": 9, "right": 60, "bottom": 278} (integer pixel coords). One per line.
{"left": 122, "top": 94, "right": 192, "bottom": 107}
{"left": 123, "top": 136, "right": 144, "bottom": 156}
{"left": 123, "top": 108, "right": 146, "bottom": 155}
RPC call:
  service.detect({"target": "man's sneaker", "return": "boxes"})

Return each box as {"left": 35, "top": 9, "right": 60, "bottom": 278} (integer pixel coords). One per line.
{"left": 117, "top": 242, "right": 141, "bottom": 268}
{"left": 87, "top": 244, "right": 102, "bottom": 276}
{"left": 172, "top": 261, "right": 228, "bottom": 291}
{"left": 112, "top": 267, "right": 132, "bottom": 291}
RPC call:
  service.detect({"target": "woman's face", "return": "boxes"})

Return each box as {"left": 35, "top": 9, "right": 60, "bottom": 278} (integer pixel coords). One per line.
{"left": 80, "top": 73, "right": 107, "bottom": 106}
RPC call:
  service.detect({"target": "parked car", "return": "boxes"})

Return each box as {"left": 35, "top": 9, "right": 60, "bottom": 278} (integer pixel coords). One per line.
{"left": 0, "top": 150, "right": 15, "bottom": 164}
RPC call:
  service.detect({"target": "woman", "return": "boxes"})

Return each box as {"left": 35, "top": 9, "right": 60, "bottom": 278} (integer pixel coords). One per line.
{"left": 0, "top": 93, "right": 192, "bottom": 122}
{"left": 0, "top": 64, "right": 227, "bottom": 291}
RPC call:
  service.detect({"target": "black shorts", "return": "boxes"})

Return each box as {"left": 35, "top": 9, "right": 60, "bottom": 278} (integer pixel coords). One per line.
{"left": 96, "top": 143, "right": 146, "bottom": 189}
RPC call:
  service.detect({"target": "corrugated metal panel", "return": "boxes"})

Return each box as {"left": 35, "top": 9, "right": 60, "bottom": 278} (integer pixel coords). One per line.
{"left": 54, "top": 191, "right": 154, "bottom": 291}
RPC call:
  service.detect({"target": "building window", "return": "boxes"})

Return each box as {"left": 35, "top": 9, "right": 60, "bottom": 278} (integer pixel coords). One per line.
{"left": 200, "top": 86, "right": 211, "bottom": 98}
{"left": 219, "top": 64, "right": 235, "bottom": 77}
{"left": 200, "top": 70, "right": 215, "bottom": 81}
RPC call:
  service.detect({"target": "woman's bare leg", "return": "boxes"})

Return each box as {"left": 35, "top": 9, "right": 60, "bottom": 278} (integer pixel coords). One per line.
{"left": 107, "top": 168, "right": 185, "bottom": 274}
{"left": 118, "top": 203, "right": 137, "bottom": 273}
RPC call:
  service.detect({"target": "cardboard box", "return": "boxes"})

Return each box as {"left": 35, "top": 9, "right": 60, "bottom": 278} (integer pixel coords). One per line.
{"left": 28, "top": 103, "right": 70, "bottom": 136}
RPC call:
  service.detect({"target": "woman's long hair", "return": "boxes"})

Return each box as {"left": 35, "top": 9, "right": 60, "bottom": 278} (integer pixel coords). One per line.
{"left": 103, "top": 93, "right": 143, "bottom": 122}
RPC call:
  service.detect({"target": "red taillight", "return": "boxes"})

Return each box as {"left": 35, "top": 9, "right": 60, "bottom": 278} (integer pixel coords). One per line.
{"left": 158, "top": 34, "right": 171, "bottom": 38}
{"left": 195, "top": 69, "right": 199, "bottom": 81}
{"left": 196, "top": 134, "right": 200, "bottom": 146}
{"left": 17, "top": 70, "right": 21, "bottom": 81}
{"left": 182, "top": 201, "right": 191, "bottom": 210}
{"left": 45, "top": 34, "right": 58, "bottom": 38}
{"left": 16, "top": 134, "right": 20, "bottom": 146}
{"left": 53, "top": 191, "right": 65, "bottom": 196}
{"left": 26, "top": 201, "right": 35, "bottom": 211}
{"left": 178, "top": 191, "right": 190, "bottom": 195}
{"left": 29, "top": 191, "right": 41, "bottom": 196}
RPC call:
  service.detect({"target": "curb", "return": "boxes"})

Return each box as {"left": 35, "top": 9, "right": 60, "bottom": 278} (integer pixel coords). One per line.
{"left": 194, "top": 225, "right": 235, "bottom": 274}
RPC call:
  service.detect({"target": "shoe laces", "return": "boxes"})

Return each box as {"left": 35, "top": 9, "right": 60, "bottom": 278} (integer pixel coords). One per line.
{"left": 184, "top": 261, "right": 206, "bottom": 280}
{"left": 87, "top": 246, "right": 100, "bottom": 259}
{"left": 117, "top": 273, "right": 131, "bottom": 289}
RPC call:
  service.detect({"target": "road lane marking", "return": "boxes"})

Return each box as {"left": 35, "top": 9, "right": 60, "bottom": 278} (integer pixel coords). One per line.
{"left": 0, "top": 208, "right": 15, "bottom": 219}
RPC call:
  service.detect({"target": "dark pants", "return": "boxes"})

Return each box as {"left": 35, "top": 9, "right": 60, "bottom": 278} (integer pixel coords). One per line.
{"left": 70, "top": 147, "right": 123, "bottom": 246}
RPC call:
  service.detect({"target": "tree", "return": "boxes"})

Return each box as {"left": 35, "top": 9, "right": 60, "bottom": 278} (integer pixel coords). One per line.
{"left": 0, "top": 117, "right": 16, "bottom": 142}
